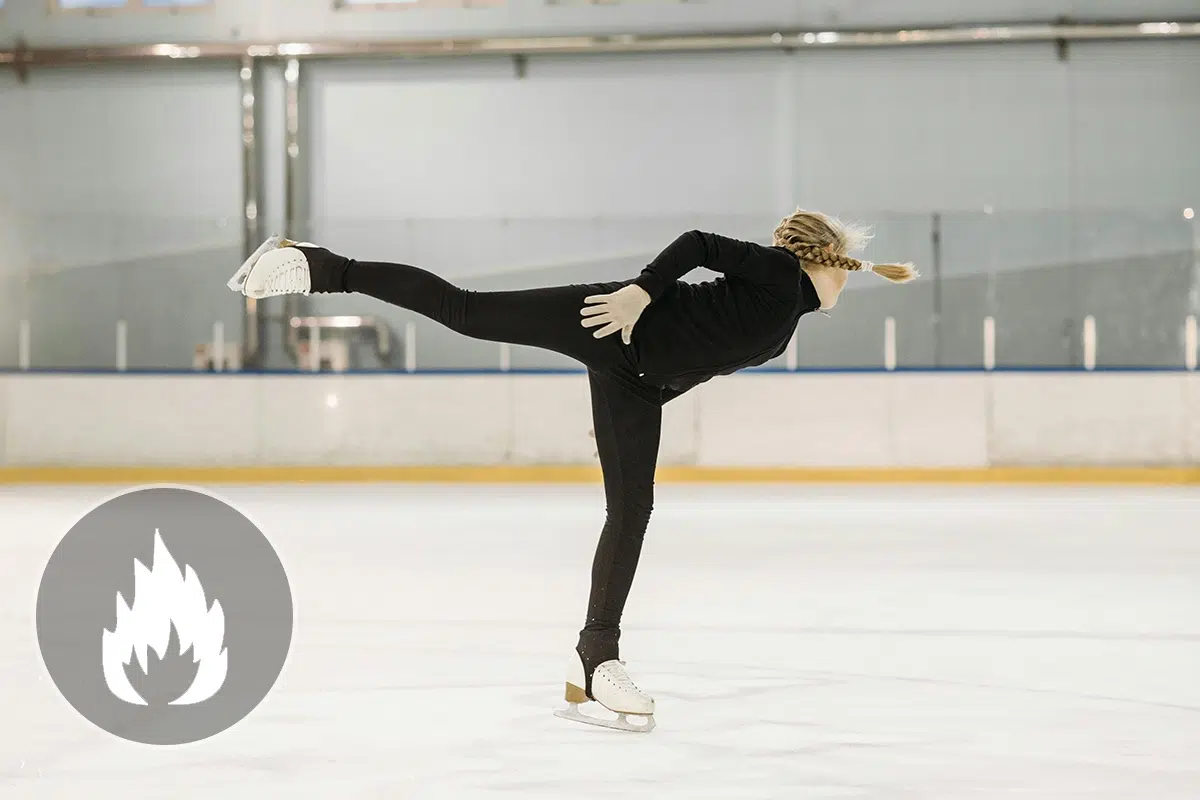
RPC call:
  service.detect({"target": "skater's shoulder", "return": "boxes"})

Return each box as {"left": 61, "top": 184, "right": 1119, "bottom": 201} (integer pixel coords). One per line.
{"left": 684, "top": 230, "right": 800, "bottom": 267}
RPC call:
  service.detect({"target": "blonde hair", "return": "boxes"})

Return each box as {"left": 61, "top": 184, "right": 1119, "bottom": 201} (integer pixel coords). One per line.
{"left": 772, "top": 209, "right": 918, "bottom": 284}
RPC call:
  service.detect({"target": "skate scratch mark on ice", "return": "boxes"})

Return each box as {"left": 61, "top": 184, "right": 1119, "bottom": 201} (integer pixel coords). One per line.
{"left": 313, "top": 618, "right": 1200, "bottom": 643}
{"left": 638, "top": 659, "right": 1200, "bottom": 714}
{"left": 681, "top": 740, "right": 915, "bottom": 762}
{"left": 285, "top": 680, "right": 553, "bottom": 696}
{"left": 635, "top": 625, "right": 1200, "bottom": 643}
{"left": 655, "top": 681, "right": 840, "bottom": 704}
{"left": 797, "top": 669, "right": 1200, "bottom": 714}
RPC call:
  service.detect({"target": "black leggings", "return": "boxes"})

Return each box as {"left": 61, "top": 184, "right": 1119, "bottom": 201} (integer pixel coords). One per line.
{"left": 321, "top": 254, "right": 663, "bottom": 674}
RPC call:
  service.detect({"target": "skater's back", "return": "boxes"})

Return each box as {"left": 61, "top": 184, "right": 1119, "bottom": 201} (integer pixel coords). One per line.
{"left": 630, "top": 230, "right": 823, "bottom": 393}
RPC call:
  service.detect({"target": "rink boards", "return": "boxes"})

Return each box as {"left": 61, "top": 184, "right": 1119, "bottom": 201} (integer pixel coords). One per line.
{"left": 0, "top": 371, "right": 1198, "bottom": 483}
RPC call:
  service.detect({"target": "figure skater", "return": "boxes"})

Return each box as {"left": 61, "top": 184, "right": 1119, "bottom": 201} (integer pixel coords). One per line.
{"left": 227, "top": 210, "right": 916, "bottom": 733}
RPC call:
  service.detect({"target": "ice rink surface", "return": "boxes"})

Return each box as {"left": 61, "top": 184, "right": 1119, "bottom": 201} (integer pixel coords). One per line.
{"left": 1, "top": 483, "right": 1199, "bottom": 799}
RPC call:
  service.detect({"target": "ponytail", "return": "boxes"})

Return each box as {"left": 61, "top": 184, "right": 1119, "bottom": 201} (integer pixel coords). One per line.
{"left": 771, "top": 210, "right": 919, "bottom": 284}
{"left": 787, "top": 243, "right": 919, "bottom": 285}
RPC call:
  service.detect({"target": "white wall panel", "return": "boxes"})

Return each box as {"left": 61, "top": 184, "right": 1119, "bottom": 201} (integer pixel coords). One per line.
{"left": 659, "top": 388, "right": 699, "bottom": 467}
{"left": 0, "top": 377, "right": 8, "bottom": 466}
{"left": 257, "top": 376, "right": 354, "bottom": 465}
{"left": 695, "top": 375, "right": 893, "bottom": 467}
{"left": 694, "top": 374, "right": 989, "bottom": 469}
{"left": 889, "top": 375, "right": 989, "bottom": 467}
{"left": 3, "top": 376, "right": 260, "bottom": 465}
{"left": 1, "top": 373, "right": 1196, "bottom": 470}
{"left": 1186, "top": 374, "right": 1200, "bottom": 464}
{"left": 510, "top": 374, "right": 593, "bottom": 465}
{"left": 259, "top": 375, "right": 512, "bottom": 465}
{"left": 989, "top": 374, "right": 1189, "bottom": 465}
{"left": 508, "top": 374, "right": 701, "bottom": 467}
{"left": 345, "top": 375, "right": 514, "bottom": 465}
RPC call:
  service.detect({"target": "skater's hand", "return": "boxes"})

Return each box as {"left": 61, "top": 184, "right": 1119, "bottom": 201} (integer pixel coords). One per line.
{"left": 580, "top": 285, "right": 651, "bottom": 345}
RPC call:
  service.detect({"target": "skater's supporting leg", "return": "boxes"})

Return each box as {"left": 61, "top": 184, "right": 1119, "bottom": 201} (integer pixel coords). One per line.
{"left": 307, "top": 249, "right": 633, "bottom": 370}
{"left": 576, "top": 370, "right": 663, "bottom": 687}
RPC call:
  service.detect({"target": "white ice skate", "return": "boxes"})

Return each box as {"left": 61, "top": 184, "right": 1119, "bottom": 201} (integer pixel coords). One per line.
{"left": 227, "top": 234, "right": 319, "bottom": 299}
{"left": 554, "top": 652, "right": 656, "bottom": 733}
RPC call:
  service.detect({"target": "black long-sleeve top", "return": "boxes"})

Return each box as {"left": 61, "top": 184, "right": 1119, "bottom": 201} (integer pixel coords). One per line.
{"left": 630, "top": 230, "right": 822, "bottom": 396}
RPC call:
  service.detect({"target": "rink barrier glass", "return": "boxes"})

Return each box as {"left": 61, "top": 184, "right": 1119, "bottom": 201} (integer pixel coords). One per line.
{"left": 1, "top": 210, "right": 1195, "bottom": 372}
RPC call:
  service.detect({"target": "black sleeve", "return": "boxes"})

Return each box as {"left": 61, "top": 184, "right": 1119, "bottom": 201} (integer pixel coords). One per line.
{"left": 632, "top": 230, "right": 794, "bottom": 302}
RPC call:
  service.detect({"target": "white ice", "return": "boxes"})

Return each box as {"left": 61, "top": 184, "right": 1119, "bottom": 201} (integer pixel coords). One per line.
{"left": 1, "top": 484, "right": 1199, "bottom": 799}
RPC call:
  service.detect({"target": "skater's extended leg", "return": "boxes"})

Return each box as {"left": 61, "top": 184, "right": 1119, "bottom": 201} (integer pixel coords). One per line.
{"left": 343, "top": 257, "right": 627, "bottom": 366}
{"left": 576, "top": 370, "right": 663, "bottom": 684}
{"left": 232, "top": 238, "right": 632, "bottom": 369}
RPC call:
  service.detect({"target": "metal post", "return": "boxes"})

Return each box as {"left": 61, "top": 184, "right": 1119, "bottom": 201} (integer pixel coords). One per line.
{"left": 931, "top": 212, "right": 943, "bottom": 367}
{"left": 309, "top": 321, "right": 321, "bottom": 372}
{"left": 240, "top": 55, "right": 265, "bottom": 369}
{"left": 1189, "top": 210, "right": 1199, "bottom": 366}
{"left": 116, "top": 321, "right": 128, "bottom": 372}
{"left": 1185, "top": 316, "right": 1197, "bottom": 372}
{"left": 884, "top": 317, "right": 897, "bottom": 371}
{"left": 983, "top": 316, "right": 996, "bottom": 371}
{"left": 1083, "top": 315, "right": 1096, "bottom": 371}
{"left": 18, "top": 320, "right": 30, "bottom": 371}
{"left": 283, "top": 57, "right": 304, "bottom": 365}
{"left": 213, "top": 321, "right": 226, "bottom": 372}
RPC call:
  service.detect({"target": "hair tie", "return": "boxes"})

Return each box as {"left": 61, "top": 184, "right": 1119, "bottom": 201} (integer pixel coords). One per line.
{"left": 860, "top": 261, "right": 876, "bottom": 273}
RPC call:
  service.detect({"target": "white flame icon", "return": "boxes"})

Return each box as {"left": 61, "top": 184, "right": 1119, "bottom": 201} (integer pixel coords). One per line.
{"left": 101, "top": 530, "right": 228, "bottom": 706}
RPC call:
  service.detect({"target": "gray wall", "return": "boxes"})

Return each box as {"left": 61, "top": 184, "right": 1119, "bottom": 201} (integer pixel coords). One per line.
{"left": 1, "top": 0, "right": 1197, "bottom": 369}
{"left": 301, "top": 41, "right": 1200, "bottom": 370}
{"left": 0, "top": 65, "right": 244, "bottom": 368}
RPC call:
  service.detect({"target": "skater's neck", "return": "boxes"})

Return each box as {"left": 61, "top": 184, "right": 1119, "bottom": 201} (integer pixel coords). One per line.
{"left": 801, "top": 264, "right": 848, "bottom": 311}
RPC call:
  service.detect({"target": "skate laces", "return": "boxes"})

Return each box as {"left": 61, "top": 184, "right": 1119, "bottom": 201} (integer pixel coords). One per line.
{"left": 260, "top": 252, "right": 309, "bottom": 295}
{"left": 600, "top": 661, "right": 645, "bottom": 696}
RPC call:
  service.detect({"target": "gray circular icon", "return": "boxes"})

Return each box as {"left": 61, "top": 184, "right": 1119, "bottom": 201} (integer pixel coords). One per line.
{"left": 36, "top": 486, "right": 293, "bottom": 745}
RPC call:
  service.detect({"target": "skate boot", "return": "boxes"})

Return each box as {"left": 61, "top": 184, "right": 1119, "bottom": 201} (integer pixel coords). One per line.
{"left": 554, "top": 650, "right": 655, "bottom": 733}
{"left": 227, "top": 234, "right": 329, "bottom": 299}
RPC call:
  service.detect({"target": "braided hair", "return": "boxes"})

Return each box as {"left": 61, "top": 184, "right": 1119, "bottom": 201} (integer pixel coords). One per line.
{"left": 773, "top": 210, "right": 918, "bottom": 284}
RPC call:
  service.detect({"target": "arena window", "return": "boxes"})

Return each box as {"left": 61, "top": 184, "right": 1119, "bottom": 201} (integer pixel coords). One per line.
{"left": 334, "top": 0, "right": 505, "bottom": 9}
{"left": 55, "top": 0, "right": 211, "bottom": 11}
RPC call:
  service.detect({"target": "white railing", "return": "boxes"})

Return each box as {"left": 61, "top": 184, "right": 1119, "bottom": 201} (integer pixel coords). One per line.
{"left": 11, "top": 313, "right": 1200, "bottom": 372}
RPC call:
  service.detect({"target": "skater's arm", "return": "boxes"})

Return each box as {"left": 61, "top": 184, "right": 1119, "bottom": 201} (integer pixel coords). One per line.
{"left": 632, "top": 230, "right": 794, "bottom": 302}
